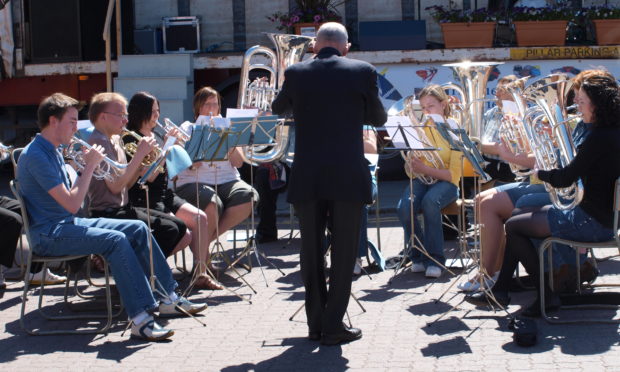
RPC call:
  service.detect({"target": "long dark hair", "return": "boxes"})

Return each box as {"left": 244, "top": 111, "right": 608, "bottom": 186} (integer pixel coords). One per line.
{"left": 582, "top": 75, "right": 620, "bottom": 128}
{"left": 127, "top": 91, "right": 158, "bottom": 132}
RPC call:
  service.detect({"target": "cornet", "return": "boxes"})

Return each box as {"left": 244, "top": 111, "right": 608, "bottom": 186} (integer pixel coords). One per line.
{"left": 156, "top": 118, "right": 191, "bottom": 145}
{"left": 66, "top": 136, "right": 128, "bottom": 182}
{"left": 120, "top": 129, "right": 163, "bottom": 170}
{"left": 0, "top": 142, "right": 13, "bottom": 162}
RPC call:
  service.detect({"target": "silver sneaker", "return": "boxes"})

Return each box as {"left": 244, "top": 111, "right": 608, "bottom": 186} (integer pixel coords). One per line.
{"left": 158, "top": 297, "right": 207, "bottom": 317}
{"left": 131, "top": 318, "right": 174, "bottom": 341}
{"left": 28, "top": 268, "right": 67, "bottom": 285}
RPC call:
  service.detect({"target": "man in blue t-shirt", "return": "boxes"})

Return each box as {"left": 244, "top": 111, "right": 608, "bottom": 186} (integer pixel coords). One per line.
{"left": 17, "top": 93, "right": 206, "bottom": 341}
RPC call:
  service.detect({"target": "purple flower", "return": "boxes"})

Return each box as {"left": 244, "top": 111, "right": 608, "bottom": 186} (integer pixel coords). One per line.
{"left": 314, "top": 14, "right": 322, "bottom": 22}
{"left": 291, "top": 15, "right": 300, "bottom": 23}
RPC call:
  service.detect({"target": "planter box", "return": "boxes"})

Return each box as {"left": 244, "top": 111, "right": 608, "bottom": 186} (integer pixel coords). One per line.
{"left": 294, "top": 23, "right": 320, "bottom": 37}
{"left": 359, "top": 21, "right": 426, "bottom": 51}
{"left": 440, "top": 22, "right": 495, "bottom": 49}
{"left": 593, "top": 19, "right": 620, "bottom": 46}
{"left": 513, "top": 20, "right": 567, "bottom": 47}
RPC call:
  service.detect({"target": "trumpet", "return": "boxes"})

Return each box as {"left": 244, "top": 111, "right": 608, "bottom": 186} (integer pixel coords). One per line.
{"left": 120, "top": 129, "right": 163, "bottom": 169}
{"left": 402, "top": 117, "right": 446, "bottom": 185}
{"left": 157, "top": 118, "right": 191, "bottom": 145}
{"left": 0, "top": 142, "right": 13, "bottom": 162}
{"left": 67, "top": 136, "right": 128, "bottom": 182}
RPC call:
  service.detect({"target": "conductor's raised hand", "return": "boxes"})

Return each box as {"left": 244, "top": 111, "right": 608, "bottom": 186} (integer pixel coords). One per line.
{"left": 83, "top": 144, "right": 106, "bottom": 170}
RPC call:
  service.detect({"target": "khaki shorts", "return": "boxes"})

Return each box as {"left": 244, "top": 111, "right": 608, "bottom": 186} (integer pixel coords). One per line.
{"left": 175, "top": 180, "right": 258, "bottom": 215}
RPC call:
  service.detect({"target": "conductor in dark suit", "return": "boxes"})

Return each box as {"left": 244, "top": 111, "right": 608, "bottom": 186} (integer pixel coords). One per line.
{"left": 272, "top": 22, "right": 387, "bottom": 345}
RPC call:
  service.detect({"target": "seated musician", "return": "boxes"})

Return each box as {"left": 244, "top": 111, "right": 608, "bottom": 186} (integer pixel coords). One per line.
{"left": 467, "top": 74, "right": 620, "bottom": 316}
{"left": 396, "top": 84, "right": 462, "bottom": 278}
{"left": 17, "top": 93, "right": 205, "bottom": 341}
{"left": 479, "top": 74, "right": 519, "bottom": 183}
{"left": 125, "top": 91, "right": 222, "bottom": 290}
{"left": 174, "top": 87, "right": 258, "bottom": 252}
{"left": 459, "top": 69, "right": 613, "bottom": 292}
{"left": 86, "top": 92, "right": 190, "bottom": 260}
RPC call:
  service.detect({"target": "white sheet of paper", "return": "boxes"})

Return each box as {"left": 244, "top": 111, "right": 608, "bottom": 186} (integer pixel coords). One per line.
{"left": 77, "top": 120, "right": 93, "bottom": 130}
{"left": 384, "top": 116, "right": 424, "bottom": 150}
{"left": 501, "top": 100, "right": 519, "bottom": 115}
{"left": 364, "top": 153, "right": 379, "bottom": 167}
{"left": 226, "top": 108, "right": 259, "bottom": 118}
{"left": 195, "top": 115, "right": 230, "bottom": 129}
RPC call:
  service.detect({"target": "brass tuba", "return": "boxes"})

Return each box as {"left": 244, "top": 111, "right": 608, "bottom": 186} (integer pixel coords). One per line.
{"left": 236, "top": 33, "right": 313, "bottom": 165}
{"left": 519, "top": 74, "right": 583, "bottom": 209}
{"left": 441, "top": 61, "right": 503, "bottom": 141}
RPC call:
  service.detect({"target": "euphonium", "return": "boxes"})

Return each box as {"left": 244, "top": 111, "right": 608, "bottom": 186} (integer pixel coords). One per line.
{"left": 156, "top": 118, "right": 191, "bottom": 145}
{"left": 402, "top": 117, "right": 446, "bottom": 185}
{"left": 237, "top": 33, "right": 312, "bottom": 165}
{"left": 0, "top": 142, "right": 13, "bottom": 162}
{"left": 519, "top": 74, "right": 583, "bottom": 210}
{"left": 120, "top": 129, "right": 162, "bottom": 167}
{"left": 67, "top": 136, "right": 128, "bottom": 182}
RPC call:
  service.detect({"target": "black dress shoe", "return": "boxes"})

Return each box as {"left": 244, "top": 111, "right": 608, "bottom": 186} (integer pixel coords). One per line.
{"left": 521, "top": 294, "right": 561, "bottom": 318}
{"left": 320, "top": 326, "right": 362, "bottom": 345}
{"left": 255, "top": 234, "right": 278, "bottom": 244}
{"left": 465, "top": 289, "right": 510, "bottom": 308}
{"left": 308, "top": 331, "right": 321, "bottom": 341}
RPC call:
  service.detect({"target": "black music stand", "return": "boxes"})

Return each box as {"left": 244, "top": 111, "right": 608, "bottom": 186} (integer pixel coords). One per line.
{"left": 383, "top": 116, "right": 454, "bottom": 283}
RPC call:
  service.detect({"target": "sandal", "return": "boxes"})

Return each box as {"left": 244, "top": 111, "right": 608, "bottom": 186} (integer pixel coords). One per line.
{"left": 194, "top": 274, "right": 223, "bottom": 290}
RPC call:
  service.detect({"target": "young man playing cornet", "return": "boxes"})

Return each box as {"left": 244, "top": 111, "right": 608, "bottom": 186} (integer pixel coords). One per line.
{"left": 17, "top": 93, "right": 205, "bottom": 341}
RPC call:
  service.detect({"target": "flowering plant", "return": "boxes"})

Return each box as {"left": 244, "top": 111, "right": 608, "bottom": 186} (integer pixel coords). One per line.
{"left": 578, "top": 6, "right": 620, "bottom": 20}
{"left": 426, "top": 5, "right": 497, "bottom": 23}
{"left": 508, "top": 6, "right": 575, "bottom": 22}
{"left": 267, "top": 0, "right": 346, "bottom": 32}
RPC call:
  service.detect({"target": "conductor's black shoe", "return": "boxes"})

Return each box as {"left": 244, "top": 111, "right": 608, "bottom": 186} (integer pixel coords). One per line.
{"left": 254, "top": 233, "right": 278, "bottom": 244}
{"left": 320, "top": 326, "right": 362, "bottom": 345}
{"left": 520, "top": 294, "right": 561, "bottom": 318}
{"left": 465, "top": 289, "right": 510, "bottom": 308}
{"left": 308, "top": 331, "right": 321, "bottom": 341}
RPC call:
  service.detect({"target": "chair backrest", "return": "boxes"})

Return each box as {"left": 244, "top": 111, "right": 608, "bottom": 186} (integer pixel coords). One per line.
{"left": 11, "top": 148, "right": 23, "bottom": 176}
{"left": 10, "top": 179, "right": 36, "bottom": 253}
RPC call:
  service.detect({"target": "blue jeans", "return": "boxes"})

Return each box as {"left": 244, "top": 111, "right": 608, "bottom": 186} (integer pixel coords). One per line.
{"left": 396, "top": 179, "right": 458, "bottom": 268}
{"left": 35, "top": 217, "right": 178, "bottom": 318}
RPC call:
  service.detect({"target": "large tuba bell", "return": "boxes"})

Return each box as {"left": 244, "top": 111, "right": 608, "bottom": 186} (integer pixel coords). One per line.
{"left": 518, "top": 74, "right": 583, "bottom": 209}
{"left": 237, "top": 33, "right": 313, "bottom": 165}
{"left": 441, "top": 61, "right": 503, "bottom": 141}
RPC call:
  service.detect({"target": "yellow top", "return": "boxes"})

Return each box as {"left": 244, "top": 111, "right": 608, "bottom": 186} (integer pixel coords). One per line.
{"left": 421, "top": 124, "right": 463, "bottom": 187}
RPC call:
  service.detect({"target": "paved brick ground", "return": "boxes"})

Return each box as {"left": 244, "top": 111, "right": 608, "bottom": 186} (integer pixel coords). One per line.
{"left": 1, "top": 179, "right": 620, "bottom": 371}
{"left": 2, "top": 212, "right": 620, "bottom": 372}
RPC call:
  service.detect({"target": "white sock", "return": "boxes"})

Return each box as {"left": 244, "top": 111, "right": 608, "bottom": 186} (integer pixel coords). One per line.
{"left": 161, "top": 291, "right": 178, "bottom": 305}
{"left": 132, "top": 311, "right": 152, "bottom": 325}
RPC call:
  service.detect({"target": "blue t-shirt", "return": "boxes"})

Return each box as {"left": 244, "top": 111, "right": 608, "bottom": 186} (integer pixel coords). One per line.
{"left": 16, "top": 134, "right": 74, "bottom": 247}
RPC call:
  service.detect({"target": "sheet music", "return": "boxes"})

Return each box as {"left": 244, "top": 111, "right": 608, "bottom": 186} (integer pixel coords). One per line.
{"left": 195, "top": 115, "right": 230, "bottom": 129}
{"left": 226, "top": 108, "right": 259, "bottom": 118}
{"left": 384, "top": 116, "right": 425, "bottom": 150}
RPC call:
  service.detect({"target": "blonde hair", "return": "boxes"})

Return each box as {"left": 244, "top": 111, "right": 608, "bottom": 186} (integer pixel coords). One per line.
{"left": 88, "top": 92, "right": 128, "bottom": 123}
{"left": 418, "top": 84, "right": 451, "bottom": 117}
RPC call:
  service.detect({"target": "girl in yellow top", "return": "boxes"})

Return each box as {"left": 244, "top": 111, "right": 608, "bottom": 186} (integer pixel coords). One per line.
{"left": 396, "top": 85, "right": 462, "bottom": 278}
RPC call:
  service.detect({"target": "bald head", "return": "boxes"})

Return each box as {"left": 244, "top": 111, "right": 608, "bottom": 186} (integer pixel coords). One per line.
{"left": 315, "top": 22, "right": 349, "bottom": 55}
